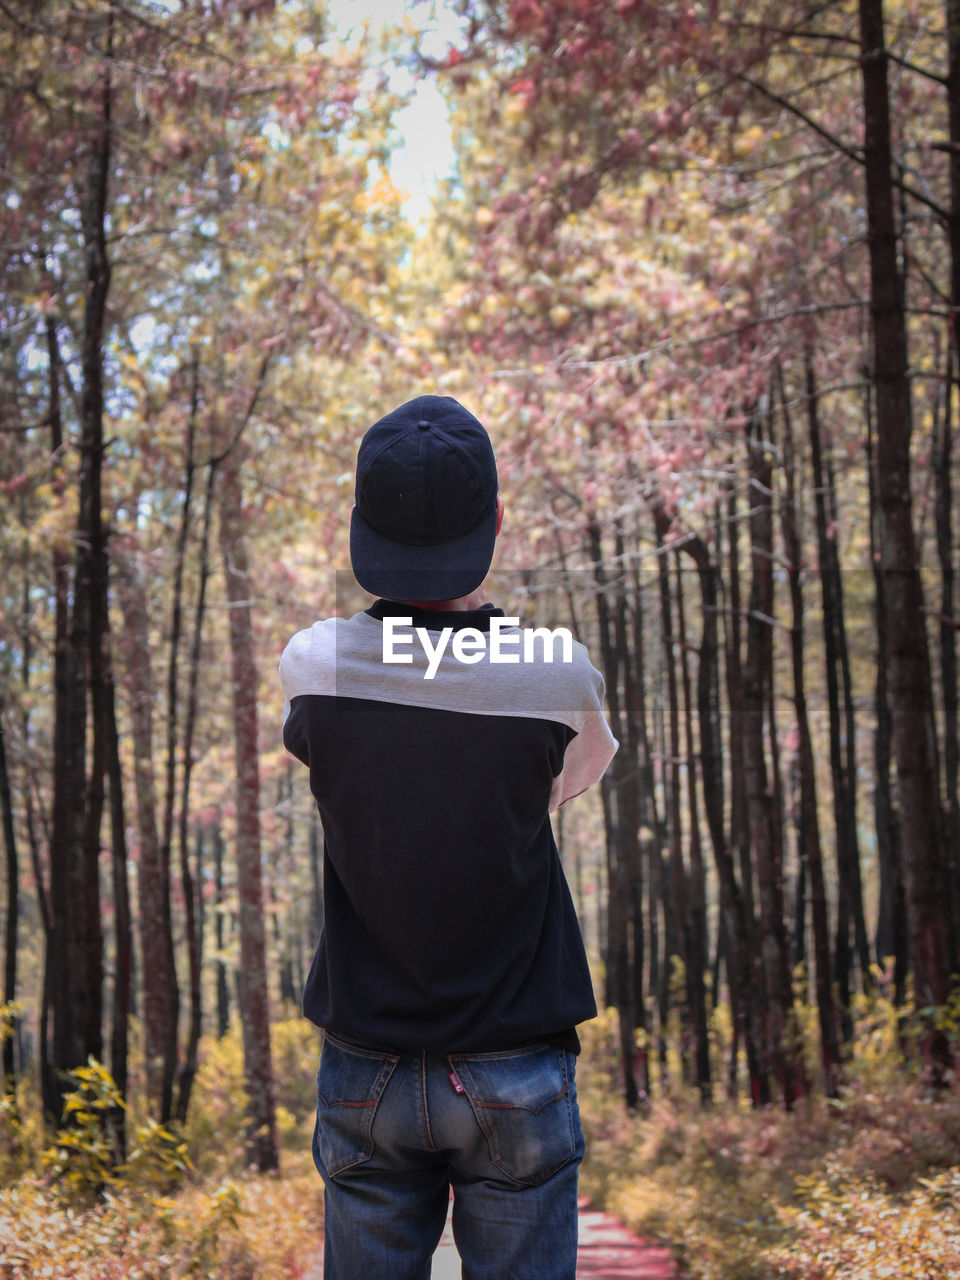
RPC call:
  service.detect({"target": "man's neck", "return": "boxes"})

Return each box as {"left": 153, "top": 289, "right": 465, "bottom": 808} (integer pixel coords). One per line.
{"left": 401, "top": 587, "right": 489, "bottom": 612}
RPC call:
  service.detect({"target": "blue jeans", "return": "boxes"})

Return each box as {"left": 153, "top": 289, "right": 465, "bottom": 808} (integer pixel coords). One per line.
{"left": 313, "top": 1030, "right": 584, "bottom": 1279}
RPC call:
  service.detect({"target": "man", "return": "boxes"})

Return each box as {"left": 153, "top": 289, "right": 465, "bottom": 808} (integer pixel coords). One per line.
{"left": 279, "top": 394, "right": 617, "bottom": 1279}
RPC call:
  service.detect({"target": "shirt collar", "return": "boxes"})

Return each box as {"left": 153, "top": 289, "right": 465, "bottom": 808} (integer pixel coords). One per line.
{"left": 365, "top": 598, "right": 505, "bottom": 633}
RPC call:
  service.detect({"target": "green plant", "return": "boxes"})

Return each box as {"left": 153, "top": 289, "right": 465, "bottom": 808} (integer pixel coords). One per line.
{"left": 124, "top": 1117, "right": 195, "bottom": 1191}
{"left": 42, "top": 1060, "right": 125, "bottom": 1199}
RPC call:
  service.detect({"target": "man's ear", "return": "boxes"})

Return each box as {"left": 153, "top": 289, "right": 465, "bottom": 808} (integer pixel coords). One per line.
{"left": 495, "top": 495, "right": 504, "bottom": 536}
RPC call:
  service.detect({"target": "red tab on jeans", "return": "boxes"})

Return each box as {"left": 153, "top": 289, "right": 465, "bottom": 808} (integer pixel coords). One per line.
{"left": 448, "top": 1070, "right": 465, "bottom": 1095}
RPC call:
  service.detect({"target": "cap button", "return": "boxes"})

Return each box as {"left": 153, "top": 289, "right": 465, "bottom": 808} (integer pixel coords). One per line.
{"left": 417, "top": 419, "right": 431, "bottom": 431}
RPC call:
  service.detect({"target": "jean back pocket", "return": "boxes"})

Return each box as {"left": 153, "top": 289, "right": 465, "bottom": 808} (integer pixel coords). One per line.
{"left": 314, "top": 1033, "right": 398, "bottom": 1179}
{"left": 449, "top": 1046, "right": 581, "bottom": 1186}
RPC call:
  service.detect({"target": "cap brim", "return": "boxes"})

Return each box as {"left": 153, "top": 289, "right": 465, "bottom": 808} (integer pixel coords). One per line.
{"left": 350, "top": 501, "right": 499, "bottom": 603}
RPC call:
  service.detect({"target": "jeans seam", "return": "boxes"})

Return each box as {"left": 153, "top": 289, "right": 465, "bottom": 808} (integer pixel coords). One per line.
{"left": 477, "top": 1079, "right": 569, "bottom": 1113}
{"left": 420, "top": 1051, "right": 438, "bottom": 1152}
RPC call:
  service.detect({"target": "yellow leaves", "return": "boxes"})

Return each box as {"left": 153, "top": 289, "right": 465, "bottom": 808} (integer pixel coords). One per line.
{"left": 0, "top": 1156, "right": 318, "bottom": 1280}
{"left": 361, "top": 170, "right": 403, "bottom": 214}
{"left": 410, "top": 325, "right": 438, "bottom": 351}
{"left": 774, "top": 1170, "right": 960, "bottom": 1279}
{"left": 0, "top": 1003, "right": 22, "bottom": 1043}
{"left": 42, "top": 1060, "right": 127, "bottom": 1200}
{"left": 733, "top": 124, "right": 766, "bottom": 159}
{"left": 576, "top": 994, "right": 960, "bottom": 1280}
{"left": 21, "top": 292, "right": 57, "bottom": 316}
{"left": 500, "top": 96, "right": 528, "bottom": 129}
{"left": 233, "top": 157, "right": 263, "bottom": 187}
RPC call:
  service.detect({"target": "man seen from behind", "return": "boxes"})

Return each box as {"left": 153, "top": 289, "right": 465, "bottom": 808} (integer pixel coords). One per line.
{"left": 279, "top": 394, "right": 618, "bottom": 1279}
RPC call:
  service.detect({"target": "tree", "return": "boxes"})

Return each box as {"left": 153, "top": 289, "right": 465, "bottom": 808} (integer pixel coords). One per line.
{"left": 857, "top": 0, "right": 953, "bottom": 1082}
{"left": 0, "top": 0, "right": 411, "bottom": 1149}
{"left": 776, "top": 360, "right": 842, "bottom": 1095}
{"left": 411, "top": 0, "right": 957, "bottom": 1106}
{"left": 219, "top": 449, "right": 278, "bottom": 1172}
{"left": 0, "top": 696, "right": 20, "bottom": 1085}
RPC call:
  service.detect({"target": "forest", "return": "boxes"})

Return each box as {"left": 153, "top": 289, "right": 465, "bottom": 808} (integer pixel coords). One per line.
{"left": 2, "top": 0, "right": 960, "bottom": 1276}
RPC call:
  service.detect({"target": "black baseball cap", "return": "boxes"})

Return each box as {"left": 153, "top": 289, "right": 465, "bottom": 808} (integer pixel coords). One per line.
{"left": 349, "top": 395, "right": 499, "bottom": 602}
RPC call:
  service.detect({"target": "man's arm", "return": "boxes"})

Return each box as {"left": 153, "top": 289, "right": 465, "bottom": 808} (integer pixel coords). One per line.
{"left": 279, "top": 619, "right": 336, "bottom": 766}
{"left": 549, "top": 661, "right": 618, "bottom": 810}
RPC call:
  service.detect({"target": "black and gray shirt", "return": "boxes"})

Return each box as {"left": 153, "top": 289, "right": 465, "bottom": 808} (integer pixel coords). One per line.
{"left": 280, "top": 599, "right": 618, "bottom": 1054}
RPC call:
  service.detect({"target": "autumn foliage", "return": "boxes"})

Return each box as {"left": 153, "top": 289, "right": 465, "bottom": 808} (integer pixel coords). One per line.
{"left": 1, "top": 0, "right": 960, "bottom": 1275}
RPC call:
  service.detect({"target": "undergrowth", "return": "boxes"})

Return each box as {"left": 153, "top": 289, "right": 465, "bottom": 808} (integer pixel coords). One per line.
{"left": 2, "top": 996, "right": 959, "bottom": 1279}
{"left": 0, "top": 1016, "right": 325, "bottom": 1279}
{"left": 578, "top": 997, "right": 960, "bottom": 1280}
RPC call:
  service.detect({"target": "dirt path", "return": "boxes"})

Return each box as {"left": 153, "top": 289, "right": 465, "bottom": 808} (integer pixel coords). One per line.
{"left": 574, "top": 1201, "right": 679, "bottom": 1278}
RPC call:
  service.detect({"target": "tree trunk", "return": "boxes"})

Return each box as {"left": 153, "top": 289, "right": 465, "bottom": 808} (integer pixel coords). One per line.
{"left": 865, "top": 376, "right": 908, "bottom": 1001}
{"left": 934, "top": 347, "right": 960, "bottom": 972}
{"left": 805, "top": 349, "right": 857, "bottom": 1032}
{"left": 41, "top": 316, "right": 66, "bottom": 1121}
{"left": 658, "top": 549, "right": 691, "bottom": 1085}
{"left": 219, "top": 459, "right": 278, "bottom": 1169}
{"left": 940, "top": 0, "right": 960, "bottom": 967}
{"left": 196, "top": 826, "right": 207, "bottom": 1011}
{"left": 599, "top": 775, "right": 616, "bottom": 1014}
{"left": 615, "top": 531, "right": 649, "bottom": 1097}
{"left": 629, "top": 559, "right": 659, "bottom": 1066}
{"left": 588, "top": 521, "right": 641, "bottom": 1109}
{"left": 652, "top": 661, "right": 673, "bottom": 1081}
{"left": 790, "top": 755, "right": 806, "bottom": 971}
{"left": 724, "top": 482, "right": 771, "bottom": 1099}
{"left": 175, "top": 368, "right": 215, "bottom": 1124}
{"left": 743, "top": 405, "right": 800, "bottom": 1109}
{"left": 859, "top": 0, "right": 953, "bottom": 1082}
{"left": 724, "top": 487, "right": 751, "bottom": 924}
{"left": 679, "top": 526, "right": 766, "bottom": 1107}
{"left": 161, "top": 358, "right": 197, "bottom": 1122}
{"left": 675, "top": 561, "right": 712, "bottom": 1105}
{"left": 214, "top": 818, "right": 230, "bottom": 1039}
{"left": 47, "top": 287, "right": 93, "bottom": 1104}
{"left": 20, "top": 538, "right": 47, "bottom": 1086}
{"left": 0, "top": 698, "right": 19, "bottom": 1083}
{"left": 826, "top": 435, "right": 872, "bottom": 993}
{"left": 117, "top": 562, "right": 179, "bottom": 1119}
{"left": 106, "top": 663, "right": 131, "bottom": 1159}
{"left": 76, "top": 4, "right": 118, "bottom": 1080}
{"left": 777, "top": 362, "right": 842, "bottom": 1096}
{"left": 50, "top": 9, "right": 115, "bottom": 1112}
